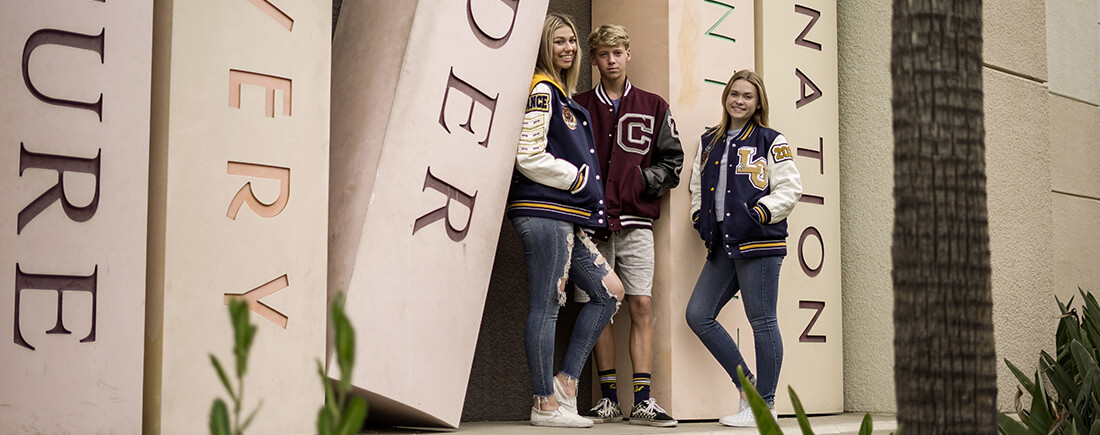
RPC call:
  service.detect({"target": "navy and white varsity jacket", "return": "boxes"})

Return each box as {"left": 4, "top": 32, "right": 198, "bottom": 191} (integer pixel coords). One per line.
{"left": 507, "top": 74, "right": 608, "bottom": 229}
{"left": 575, "top": 79, "right": 684, "bottom": 232}
{"left": 689, "top": 121, "right": 802, "bottom": 259}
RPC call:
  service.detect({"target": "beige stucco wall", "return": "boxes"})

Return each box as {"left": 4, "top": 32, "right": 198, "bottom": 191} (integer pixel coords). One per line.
{"left": 1050, "top": 95, "right": 1100, "bottom": 302}
{"left": 1048, "top": 0, "right": 1100, "bottom": 305}
{"left": 984, "top": 69, "right": 1056, "bottom": 412}
{"left": 838, "top": 0, "right": 1060, "bottom": 413}
{"left": 985, "top": 0, "right": 1048, "bottom": 82}
{"left": 836, "top": 0, "right": 895, "bottom": 413}
{"left": 1046, "top": 0, "right": 1099, "bottom": 105}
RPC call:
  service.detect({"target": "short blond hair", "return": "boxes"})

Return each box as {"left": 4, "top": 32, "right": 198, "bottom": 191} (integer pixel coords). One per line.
{"left": 587, "top": 24, "right": 630, "bottom": 54}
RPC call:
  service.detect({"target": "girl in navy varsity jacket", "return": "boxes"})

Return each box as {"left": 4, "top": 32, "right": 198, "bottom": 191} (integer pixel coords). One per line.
{"left": 506, "top": 13, "right": 625, "bottom": 429}
{"left": 685, "top": 70, "right": 802, "bottom": 428}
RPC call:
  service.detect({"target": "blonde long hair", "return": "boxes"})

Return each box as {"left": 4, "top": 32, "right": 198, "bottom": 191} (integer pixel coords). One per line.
{"left": 707, "top": 70, "right": 770, "bottom": 148}
{"left": 536, "top": 13, "right": 581, "bottom": 97}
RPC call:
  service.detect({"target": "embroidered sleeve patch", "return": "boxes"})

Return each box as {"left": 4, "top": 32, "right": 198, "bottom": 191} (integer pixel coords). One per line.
{"left": 772, "top": 143, "right": 794, "bottom": 162}
{"left": 526, "top": 93, "right": 550, "bottom": 113}
{"left": 518, "top": 115, "right": 547, "bottom": 154}
{"left": 666, "top": 110, "right": 680, "bottom": 139}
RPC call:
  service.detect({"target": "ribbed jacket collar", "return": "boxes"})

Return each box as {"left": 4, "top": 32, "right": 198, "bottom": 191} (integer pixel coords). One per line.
{"left": 531, "top": 73, "right": 565, "bottom": 95}
{"left": 594, "top": 78, "right": 633, "bottom": 105}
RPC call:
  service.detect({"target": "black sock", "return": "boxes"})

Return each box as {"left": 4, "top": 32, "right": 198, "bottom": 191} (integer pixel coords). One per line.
{"left": 633, "top": 372, "right": 651, "bottom": 405}
{"left": 598, "top": 369, "right": 618, "bottom": 403}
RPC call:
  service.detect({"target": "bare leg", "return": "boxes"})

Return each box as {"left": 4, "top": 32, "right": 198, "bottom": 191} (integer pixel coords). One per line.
{"left": 628, "top": 295, "right": 653, "bottom": 374}
{"left": 592, "top": 319, "right": 617, "bottom": 371}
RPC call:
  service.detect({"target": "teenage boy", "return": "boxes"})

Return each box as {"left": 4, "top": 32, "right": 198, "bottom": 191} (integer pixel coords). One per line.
{"left": 573, "top": 24, "right": 683, "bottom": 427}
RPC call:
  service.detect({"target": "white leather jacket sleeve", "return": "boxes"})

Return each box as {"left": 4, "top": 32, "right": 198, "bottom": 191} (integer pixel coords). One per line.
{"left": 516, "top": 82, "right": 584, "bottom": 192}
{"left": 757, "top": 134, "right": 802, "bottom": 223}
{"left": 689, "top": 139, "right": 705, "bottom": 219}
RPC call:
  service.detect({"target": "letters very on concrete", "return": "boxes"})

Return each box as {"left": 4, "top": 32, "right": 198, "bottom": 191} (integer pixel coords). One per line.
{"left": 330, "top": 0, "right": 549, "bottom": 429}
{"left": 143, "top": 0, "right": 331, "bottom": 433}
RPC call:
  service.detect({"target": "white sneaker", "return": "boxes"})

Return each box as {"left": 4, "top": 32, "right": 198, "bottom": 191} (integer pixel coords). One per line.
{"left": 719, "top": 400, "right": 777, "bottom": 427}
{"left": 530, "top": 406, "right": 594, "bottom": 428}
{"left": 553, "top": 376, "right": 578, "bottom": 415}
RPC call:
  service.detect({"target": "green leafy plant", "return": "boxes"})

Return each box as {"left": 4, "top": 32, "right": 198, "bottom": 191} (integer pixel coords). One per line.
{"left": 738, "top": 367, "right": 875, "bottom": 435}
{"left": 210, "top": 298, "right": 261, "bottom": 435}
{"left": 1000, "top": 288, "right": 1100, "bottom": 435}
{"left": 316, "top": 293, "right": 369, "bottom": 435}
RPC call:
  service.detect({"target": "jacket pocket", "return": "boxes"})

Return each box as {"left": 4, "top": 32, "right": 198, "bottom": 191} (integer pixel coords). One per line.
{"left": 728, "top": 202, "right": 768, "bottom": 240}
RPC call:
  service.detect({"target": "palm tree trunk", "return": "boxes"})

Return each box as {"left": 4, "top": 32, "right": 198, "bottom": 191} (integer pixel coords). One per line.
{"left": 891, "top": 0, "right": 997, "bottom": 432}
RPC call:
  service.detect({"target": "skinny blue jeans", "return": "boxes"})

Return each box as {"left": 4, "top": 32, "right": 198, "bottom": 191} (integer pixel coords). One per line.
{"left": 512, "top": 216, "right": 619, "bottom": 398}
{"left": 685, "top": 253, "right": 784, "bottom": 406}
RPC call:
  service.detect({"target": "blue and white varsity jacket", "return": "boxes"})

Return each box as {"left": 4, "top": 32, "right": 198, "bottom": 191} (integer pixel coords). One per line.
{"left": 507, "top": 74, "right": 608, "bottom": 229}
{"left": 689, "top": 121, "right": 802, "bottom": 259}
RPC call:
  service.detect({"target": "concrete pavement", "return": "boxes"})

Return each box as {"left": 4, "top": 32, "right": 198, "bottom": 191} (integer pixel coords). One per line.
{"left": 365, "top": 413, "right": 898, "bottom": 434}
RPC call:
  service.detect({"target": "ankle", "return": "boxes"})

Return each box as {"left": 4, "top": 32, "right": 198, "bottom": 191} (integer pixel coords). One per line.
{"left": 534, "top": 395, "right": 559, "bottom": 411}
{"left": 598, "top": 369, "right": 618, "bottom": 403}
{"left": 632, "top": 372, "right": 651, "bottom": 405}
{"left": 555, "top": 374, "right": 578, "bottom": 397}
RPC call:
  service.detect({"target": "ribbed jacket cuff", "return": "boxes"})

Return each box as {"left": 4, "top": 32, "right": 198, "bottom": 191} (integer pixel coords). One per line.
{"left": 752, "top": 203, "right": 771, "bottom": 224}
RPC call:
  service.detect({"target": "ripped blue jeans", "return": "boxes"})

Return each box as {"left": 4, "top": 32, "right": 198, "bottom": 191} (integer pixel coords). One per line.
{"left": 512, "top": 216, "right": 619, "bottom": 398}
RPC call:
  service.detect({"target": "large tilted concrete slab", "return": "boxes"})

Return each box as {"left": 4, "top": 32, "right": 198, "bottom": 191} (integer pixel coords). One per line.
{"left": 144, "top": 0, "right": 330, "bottom": 433}
{"left": 590, "top": 0, "right": 843, "bottom": 417}
{"left": 0, "top": 1, "right": 152, "bottom": 432}
{"left": 330, "top": 0, "right": 548, "bottom": 428}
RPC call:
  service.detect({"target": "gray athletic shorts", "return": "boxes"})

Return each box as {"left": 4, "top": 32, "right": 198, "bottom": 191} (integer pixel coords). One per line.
{"left": 574, "top": 228, "right": 654, "bottom": 302}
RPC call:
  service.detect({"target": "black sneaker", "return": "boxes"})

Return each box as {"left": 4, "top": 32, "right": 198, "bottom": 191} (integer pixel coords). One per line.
{"left": 629, "top": 398, "right": 677, "bottom": 427}
{"left": 581, "top": 397, "right": 623, "bottom": 423}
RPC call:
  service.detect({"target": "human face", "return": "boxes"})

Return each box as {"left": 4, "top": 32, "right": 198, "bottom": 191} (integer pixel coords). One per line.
{"left": 552, "top": 25, "right": 577, "bottom": 71}
{"left": 725, "top": 79, "right": 759, "bottom": 127}
{"left": 590, "top": 45, "right": 630, "bottom": 82}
